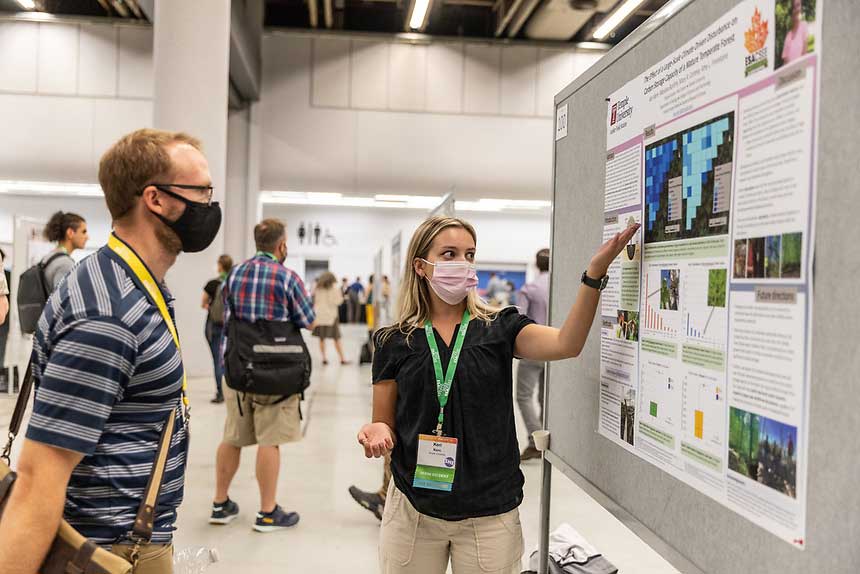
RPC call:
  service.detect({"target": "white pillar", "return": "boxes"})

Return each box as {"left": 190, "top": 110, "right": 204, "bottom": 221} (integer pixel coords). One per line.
{"left": 153, "top": 0, "right": 231, "bottom": 378}
{"left": 245, "top": 101, "right": 263, "bottom": 260}
{"left": 225, "top": 107, "right": 250, "bottom": 260}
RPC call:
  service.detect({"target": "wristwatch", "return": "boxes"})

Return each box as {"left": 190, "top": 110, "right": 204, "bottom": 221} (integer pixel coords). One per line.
{"left": 581, "top": 270, "right": 609, "bottom": 291}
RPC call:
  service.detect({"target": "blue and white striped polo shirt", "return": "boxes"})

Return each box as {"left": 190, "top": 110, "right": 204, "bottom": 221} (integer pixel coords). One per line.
{"left": 26, "top": 241, "right": 188, "bottom": 545}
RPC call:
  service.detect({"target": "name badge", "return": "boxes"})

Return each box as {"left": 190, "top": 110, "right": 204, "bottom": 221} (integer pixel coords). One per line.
{"left": 413, "top": 434, "right": 458, "bottom": 492}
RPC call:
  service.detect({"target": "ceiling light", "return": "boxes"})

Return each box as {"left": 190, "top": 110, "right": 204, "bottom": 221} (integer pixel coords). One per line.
{"left": 375, "top": 194, "right": 442, "bottom": 208}
{"left": 592, "top": 0, "right": 648, "bottom": 41}
{"left": 455, "top": 201, "right": 501, "bottom": 212}
{"left": 575, "top": 41, "right": 613, "bottom": 51}
{"left": 262, "top": 191, "right": 551, "bottom": 213}
{"left": 408, "top": 0, "right": 431, "bottom": 30}
{"left": 456, "top": 199, "right": 551, "bottom": 212}
{"left": 375, "top": 194, "right": 440, "bottom": 202}
{"left": 15, "top": 0, "right": 37, "bottom": 9}
{"left": 0, "top": 180, "right": 102, "bottom": 197}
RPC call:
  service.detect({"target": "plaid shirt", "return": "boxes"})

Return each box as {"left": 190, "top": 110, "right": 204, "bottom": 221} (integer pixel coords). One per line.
{"left": 221, "top": 254, "right": 315, "bottom": 359}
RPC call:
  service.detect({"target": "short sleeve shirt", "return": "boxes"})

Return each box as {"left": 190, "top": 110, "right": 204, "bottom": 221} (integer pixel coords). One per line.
{"left": 42, "top": 249, "right": 76, "bottom": 293}
{"left": 372, "top": 307, "right": 534, "bottom": 520}
{"left": 203, "top": 278, "right": 220, "bottom": 302}
{"left": 26, "top": 244, "right": 187, "bottom": 545}
{"left": 220, "top": 255, "right": 316, "bottom": 360}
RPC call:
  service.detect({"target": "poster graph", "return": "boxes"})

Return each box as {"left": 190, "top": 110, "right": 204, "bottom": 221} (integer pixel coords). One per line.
{"left": 643, "top": 267, "right": 681, "bottom": 335}
{"left": 645, "top": 113, "right": 735, "bottom": 244}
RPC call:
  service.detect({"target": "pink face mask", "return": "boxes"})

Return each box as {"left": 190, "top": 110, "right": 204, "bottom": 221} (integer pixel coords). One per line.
{"left": 421, "top": 259, "right": 478, "bottom": 305}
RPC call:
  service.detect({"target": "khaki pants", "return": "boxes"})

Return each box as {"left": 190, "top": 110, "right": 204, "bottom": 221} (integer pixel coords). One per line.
{"left": 223, "top": 388, "right": 302, "bottom": 447}
{"left": 109, "top": 543, "right": 173, "bottom": 574}
{"left": 377, "top": 452, "right": 392, "bottom": 500}
{"left": 379, "top": 483, "right": 523, "bottom": 574}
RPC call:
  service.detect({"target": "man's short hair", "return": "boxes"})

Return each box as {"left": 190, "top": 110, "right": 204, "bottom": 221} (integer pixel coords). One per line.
{"left": 536, "top": 248, "right": 550, "bottom": 272}
{"left": 255, "top": 219, "right": 286, "bottom": 252}
{"left": 98, "top": 129, "right": 202, "bottom": 220}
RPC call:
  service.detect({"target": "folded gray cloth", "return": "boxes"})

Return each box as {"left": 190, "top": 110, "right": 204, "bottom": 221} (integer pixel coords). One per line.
{"left": 523, "top": 523, "right": 618, "bottom": 574}
{"left": 525, "top": 551, "right": 618, "bottom": 574}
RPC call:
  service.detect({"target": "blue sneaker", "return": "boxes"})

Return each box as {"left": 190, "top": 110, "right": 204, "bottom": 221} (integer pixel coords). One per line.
{"left": 209, "top": 498, "right": 239, "bottom": 525}
{"left": 253, "top": 505, "right": 300, "bottom": 532}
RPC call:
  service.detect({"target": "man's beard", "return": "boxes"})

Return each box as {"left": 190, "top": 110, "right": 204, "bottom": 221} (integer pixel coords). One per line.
{"left": 154, "top": 218, "right": 182, "bottom": 255}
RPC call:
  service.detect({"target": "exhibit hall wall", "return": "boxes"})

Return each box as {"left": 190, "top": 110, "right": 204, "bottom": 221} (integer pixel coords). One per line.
{"left": 260, "top": 33, "right": 604, "bottom": 201}
{"left": 0, "top": 19, "right": 155, "bottom": 182}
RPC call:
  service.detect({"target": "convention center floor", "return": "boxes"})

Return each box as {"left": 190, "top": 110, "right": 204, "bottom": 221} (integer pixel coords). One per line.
{"left": 1, "top": 325, "right": 678, "bottom": 573}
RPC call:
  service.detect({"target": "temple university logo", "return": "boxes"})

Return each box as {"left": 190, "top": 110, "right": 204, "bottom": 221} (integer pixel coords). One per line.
{"left": 609, "top": 97, "right": 632, "bottom": 132}
{"left": 744, "top": 7, "right": 769, "bottom": 76}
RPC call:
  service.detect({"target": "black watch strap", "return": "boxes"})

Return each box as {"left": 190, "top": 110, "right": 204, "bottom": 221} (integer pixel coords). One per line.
{"left": 581, "top": 270, "right": 608, "bottom": 291}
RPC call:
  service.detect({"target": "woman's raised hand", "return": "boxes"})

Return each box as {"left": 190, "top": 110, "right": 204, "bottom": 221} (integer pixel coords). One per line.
{"left": 587, "top": 223, "right": 641, "bottom": 278}
{"left": 357, "top": 422, "right": 395, "bottom": 458}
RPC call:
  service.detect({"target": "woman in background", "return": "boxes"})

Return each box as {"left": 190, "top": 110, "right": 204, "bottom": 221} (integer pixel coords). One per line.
{"left": 781, "top": 0, "right": 809, "bottom": 65}
{"left": 313, "top": 271, "right": 349, "bottom": 365}
{"left": 42, "top": 211, "right": 89, "bottom": 292}
{"left": 202, "top": 254, "right": 234, "bottom": 404}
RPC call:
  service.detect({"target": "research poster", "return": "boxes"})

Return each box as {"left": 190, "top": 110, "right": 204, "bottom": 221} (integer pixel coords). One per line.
{"left": 598, "top": 0, "right": 820, "bottom": 547}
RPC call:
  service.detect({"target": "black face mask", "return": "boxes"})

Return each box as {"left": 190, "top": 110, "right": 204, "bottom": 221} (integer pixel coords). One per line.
{"left": 154, "top": 187, "right": 222, "bottom": 253}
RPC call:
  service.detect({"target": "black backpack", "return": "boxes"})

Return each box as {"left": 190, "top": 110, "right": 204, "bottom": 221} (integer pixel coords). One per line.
{"left": 207, "top": 283, "right": 225, "bottom": 325}
{"left": 16, "top": 253, "right": 65, "bottom": 335}
{"left": 224, "top": 318, "right": 311, "bottom": 398}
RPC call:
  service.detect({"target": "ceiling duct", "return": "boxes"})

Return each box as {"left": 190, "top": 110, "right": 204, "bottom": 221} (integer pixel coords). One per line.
{"left": 523, "top": 0, "right": 615, "bottom": 40}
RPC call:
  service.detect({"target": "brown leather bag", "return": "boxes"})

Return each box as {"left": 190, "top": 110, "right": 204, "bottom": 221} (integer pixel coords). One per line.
{"left": 0, "top": 364, "right": 176, "bottom": 574}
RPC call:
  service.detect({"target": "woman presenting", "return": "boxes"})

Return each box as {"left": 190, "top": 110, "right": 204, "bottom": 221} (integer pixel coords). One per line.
{"left": 358, "top": 216, "right": 639, "bottom": 573}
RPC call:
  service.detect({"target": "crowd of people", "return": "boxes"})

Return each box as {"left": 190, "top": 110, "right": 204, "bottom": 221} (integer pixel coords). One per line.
{"left": 0, "top": 128, "right": 637, "bottom": 574}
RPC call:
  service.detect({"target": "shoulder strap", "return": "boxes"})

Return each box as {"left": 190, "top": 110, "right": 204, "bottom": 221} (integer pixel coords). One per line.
{"left": 1, "top": 363, "right": 34, "bottom": 465}
{"left": 38, "top": 252, "right": 69, "bottom": 299}
{"left": 40, "top": 252, "right": 68, "bottom": 270}
{"left": 131, "top": 408, "right": 176, "bottom": 542}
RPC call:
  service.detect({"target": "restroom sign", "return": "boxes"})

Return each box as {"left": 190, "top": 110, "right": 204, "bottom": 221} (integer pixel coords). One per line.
{"left": 556, "top": 104, "right": 568, "bottom": 141}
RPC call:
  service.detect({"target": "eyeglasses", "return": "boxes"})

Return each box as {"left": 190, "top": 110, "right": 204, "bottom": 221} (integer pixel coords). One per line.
{"left": 147, "top": 183, "right": 215, "bottom": 206}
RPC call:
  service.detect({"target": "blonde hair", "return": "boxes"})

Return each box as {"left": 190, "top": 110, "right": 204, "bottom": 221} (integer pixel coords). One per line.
{"left": 98, "top": 128, "right": 202, "bottom": 220}
{"left": 378, "top": 216, "right": 500, "bottom": 345}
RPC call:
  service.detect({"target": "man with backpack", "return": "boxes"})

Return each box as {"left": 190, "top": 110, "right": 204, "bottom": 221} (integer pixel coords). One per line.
{"left": 210, "top": 218, "right": 316, "bottom": 532}
{"left": 202, "top": 254, "right": 233, "bottom": 404}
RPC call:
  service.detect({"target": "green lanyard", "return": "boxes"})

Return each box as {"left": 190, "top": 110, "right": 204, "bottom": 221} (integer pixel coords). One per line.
{"left": 257, "top": 251, "right": 278, "bottom": 262}
{"left": 424, "top": 310, "right": 471, "bottom": 436}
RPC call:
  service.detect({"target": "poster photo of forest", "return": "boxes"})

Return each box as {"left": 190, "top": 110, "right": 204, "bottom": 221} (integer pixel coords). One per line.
{"left": 728, "top": 407, "right": 798, "bottom": 498}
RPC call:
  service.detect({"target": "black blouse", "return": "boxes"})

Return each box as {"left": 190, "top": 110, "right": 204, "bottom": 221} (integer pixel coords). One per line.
{"left": 203, "top": 278, "right": 220, "bottom": 301}
{"left": 372, "top": 307, "right": 535, "bottom": 520}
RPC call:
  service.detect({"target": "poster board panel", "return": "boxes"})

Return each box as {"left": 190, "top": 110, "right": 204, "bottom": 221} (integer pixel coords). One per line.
{"left": 546, "top": 0, "right": 859, "bottom": 572}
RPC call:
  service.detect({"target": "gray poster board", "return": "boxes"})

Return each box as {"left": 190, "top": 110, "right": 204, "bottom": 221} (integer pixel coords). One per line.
{"left": 545, "top": 0, "right": 860, "bottom": 572}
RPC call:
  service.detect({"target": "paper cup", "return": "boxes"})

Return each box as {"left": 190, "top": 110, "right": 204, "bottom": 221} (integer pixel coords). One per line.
{"left": 532, "top": 430, "right": 550, "bottom": 452}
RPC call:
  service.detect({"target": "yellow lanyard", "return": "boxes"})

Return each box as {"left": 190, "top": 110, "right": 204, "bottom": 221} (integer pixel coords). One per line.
{"left": 108, "top": 234, "right": 189, "bottom": 421}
